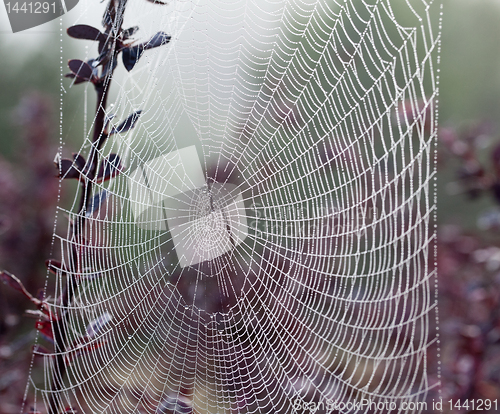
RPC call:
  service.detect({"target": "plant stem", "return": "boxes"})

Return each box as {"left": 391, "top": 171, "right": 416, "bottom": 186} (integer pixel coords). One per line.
{"left": 47, "top": 1, "right": 126, "bottom": 412}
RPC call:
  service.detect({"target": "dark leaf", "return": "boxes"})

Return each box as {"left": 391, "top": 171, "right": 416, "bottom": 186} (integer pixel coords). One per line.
{"left": 56, "top": 153, "right": 86, "bottom": 179}
{"left": 101, "top": 1, "right": 122, "bottom": 33}
{"left": 121, "top": 32, "right": 170, "bottom": 71}
{"left": 101, "top": 56, "right": 118, "bottom": 79}
{"left": 67, "top": 24, "right": 105, "bottom": 42}
{"left": 121, "top": 46, "right": 141, "bottom": 71}
{"left": 145, "top": 0, "right": 168, "bottom": 4}
{"left": 0, "top": 271, "right": 40, "bottom": 305}
{"left": 86, "top": 312, "right": 113, "bottom": 338}
{"left": 73, "top": 153, "right": 86, "bottom": 169}
{"left": 45, "top": 259, "right": 66, "bottom": 275}
{"left": 65, "top": 73, "right": 88, "bottom": 85}
{"left": 97, "top": 154, "right": 123, "bottom": 183}
{"left": 101, "top": 1, "right": 114, "bottom": 29}
{"left": 26, "top": 309, "right": 51, "bottom": 321}
{"left": 110, "top": 110, "right": 142, "bottom": 134}
{"left": 35, "top": 320, "right": 54, "bottom": 343}
{"left": 26, "top": 302, "right": 57, "bottom": 322}
{"left": 86, "top": 190, "right": 108, "bottom": 217}
{"left": 104, "top": 113, "right": 116, "bottom": 133}
{"left": 98, "top": 38, "right": 106, "bottom": 55}
{"left": 58, "top": 158, "right": 80, "bottom": 179}
{"left": 142, "top": 31, "right": 171, "bottom": 50}
{"left": 65, "top": 313, "right": 111, "bottom": 362}
{"left": 68, "top": 59, "right": 94, "bottom": 82}
{"left": 87, "top": 59, "right": 100, "bottom": 78}
{"left": 123, "top": 26, "right": 139, "bottom": 40}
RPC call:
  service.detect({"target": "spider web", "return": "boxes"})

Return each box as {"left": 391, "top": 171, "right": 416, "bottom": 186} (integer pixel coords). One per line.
{"left": 27, "top": 0, "right": 442, "bottom": 412}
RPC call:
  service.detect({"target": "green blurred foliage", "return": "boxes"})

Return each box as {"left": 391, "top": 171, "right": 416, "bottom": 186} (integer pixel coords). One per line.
{"left": 0, "top": 41, "right": 60, "bottom": 157}
{"left": 441, "top": 0, "right": 500, "bottom": 124}
{"left": 0, "top": 27, "right": 89, "bottom": 161}
{"left": 436, "top": 0, "right": 500, "bottom": 229}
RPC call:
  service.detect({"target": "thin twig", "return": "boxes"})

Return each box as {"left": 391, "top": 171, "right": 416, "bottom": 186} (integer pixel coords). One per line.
{"left": 47, "top": 2, "right": 127, "bottom": 412}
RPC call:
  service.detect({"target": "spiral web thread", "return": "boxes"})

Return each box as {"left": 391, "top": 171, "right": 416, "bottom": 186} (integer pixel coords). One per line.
{"left": 28, "top": 0, "right": 441, "bottom": 412}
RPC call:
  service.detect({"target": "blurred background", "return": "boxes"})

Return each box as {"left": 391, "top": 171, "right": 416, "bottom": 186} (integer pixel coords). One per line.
{"left": 1, "top": 0, "right": 500, "bottom": 412}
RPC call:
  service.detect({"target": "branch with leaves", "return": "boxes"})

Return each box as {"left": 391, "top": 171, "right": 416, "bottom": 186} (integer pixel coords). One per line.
{"left": 0, "top": 0, "right": 170, "bottom": 412}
